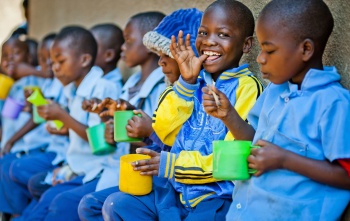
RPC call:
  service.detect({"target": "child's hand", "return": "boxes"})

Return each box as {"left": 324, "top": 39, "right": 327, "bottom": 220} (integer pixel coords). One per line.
{"left": 99, "top": 98, "right": 136, "bottom": 117}
{"left": 37, "top": 101, "right": 65, "bottom": 121}
{"left": 202, "top": 85, "right": 232, "bottom": 120}
{"left": 82, "top": 98, "right": 102, "bottom": 113}
{"left": 132, "top": 148, "right": 160, "bottom": 176}
{"left": 46, "top": 124, "right": 69, "bottom": 136}
{"left": 126, "top": 110, "right": 153, "bottom": 138}
{"left": 0, "top": 141, "right": 14, "bottom": 156}
{"left": 104, "top": 119, "right": 115, "bottom": 145}
{"left": 170, "top": 30, "right": 208, "bottom": 84}
{"left": 248, "top": 140, "right": 288, "bottom": 176}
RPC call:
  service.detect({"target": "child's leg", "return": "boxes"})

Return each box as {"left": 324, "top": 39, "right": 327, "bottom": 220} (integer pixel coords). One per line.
{"left": 23, "top": 175, "right": 85, "bottom": 221}
{"left": 102, "top": 191, "right": 158, "bottom": 221}
{"left": 0, "top": 152, "right": 23, "bottom": 214}
{"left": 4, "top": 152, "right": 57, "bottom": 214}
{"left": 28, "top": 171, "right": 51, "bottom": 201}
{"left": 43, "top": 177, "right": 99, "bottom": 221}
{"left": 78, "top": 186, "right": 119, "bottom": 221}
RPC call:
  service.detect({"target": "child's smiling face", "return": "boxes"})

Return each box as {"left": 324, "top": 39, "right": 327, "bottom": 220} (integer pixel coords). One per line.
{"left": 256, "top": 17, "right": 306, "bottom": 85}
{"left": 196, "top": 5, "right": 247, "bottom": 77}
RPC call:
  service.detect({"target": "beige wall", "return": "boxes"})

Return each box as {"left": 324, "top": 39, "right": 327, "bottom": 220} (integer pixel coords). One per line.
{"left": 29, "top": 0, "right": 350, "bottom": 89}
{"left": 0, "top": 0, "right": 25, "bottom": 50}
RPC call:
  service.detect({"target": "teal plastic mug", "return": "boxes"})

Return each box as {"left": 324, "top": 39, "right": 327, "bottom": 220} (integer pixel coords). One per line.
{"left": 114, "top": 111, "right": 142, "bottom": 142}
{"left": 86, "top": 123, "right": 116, "bottom": 155}
{"left": 213, "top": 140, "right": 259, "bottom": 180}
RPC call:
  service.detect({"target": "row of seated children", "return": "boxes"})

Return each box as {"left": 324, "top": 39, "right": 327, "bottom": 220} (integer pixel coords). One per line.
{"left": 0, "top": 10, "right": 167, "bottom": 221}
{"left": 1, "top": 0, "right": 350, "bottom": 220}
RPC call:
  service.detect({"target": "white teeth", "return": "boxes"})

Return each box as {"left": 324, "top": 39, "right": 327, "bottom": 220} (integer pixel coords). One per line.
{"left": 203, "top": 51, "right": 221, "bottom": 56}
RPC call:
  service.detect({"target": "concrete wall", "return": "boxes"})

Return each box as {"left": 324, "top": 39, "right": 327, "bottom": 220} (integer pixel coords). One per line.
{"left": 29, "top": 0, "right": 350, "bottom": 89}
{"left": 0, "top": 0, "right": 25, "bottom": 53}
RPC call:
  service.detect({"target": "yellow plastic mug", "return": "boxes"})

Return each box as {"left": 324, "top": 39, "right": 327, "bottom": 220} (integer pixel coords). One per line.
{"left": 0, "top": 74, "right": 15, "bottom": 100}
{"left": 119, "top": 154, "right": 152, "bottom": 196}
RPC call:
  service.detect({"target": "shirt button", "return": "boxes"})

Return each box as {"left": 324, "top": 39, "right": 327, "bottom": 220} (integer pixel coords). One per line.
{"left": 284, "top": 97, "right": 290, "bottom": 103}
{"left": 236, "top": 203, "right": 241, "bottom": 209}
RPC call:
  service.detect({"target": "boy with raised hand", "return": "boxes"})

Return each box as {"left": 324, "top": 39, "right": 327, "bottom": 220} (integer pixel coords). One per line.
{"left": 203, "top": 0, "right": 350, "bottom": 220}
{"left": 102, "top": 1, "right": 263, "bottom": 220}
{"left": 18, "top": 26, "right": 119, "bottom": 221}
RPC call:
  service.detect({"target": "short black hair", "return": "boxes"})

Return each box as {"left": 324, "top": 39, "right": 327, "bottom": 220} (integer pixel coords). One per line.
{"left": 55, "top": 26, "right": 97, "bottom": 67}
{"left": 42, "top": 33, "right": 57, "bottom": 44}
{"left": 206, "top": 0, "right": 255, "bottom": 38}
{"left": 130, "top": 11, "right": 166, "bottom": 35}
{"left": 25, "top": 38, "right": 38, "bottom": 66}
{"left": 90, "top": 23, "right": 124, "bottom": 63}
{"left": 3, "top": 36, "right": 29, "bottom": 53}
{"left": 23, "top": 0, "right": 28, "bottom": 8}
{"left": 259, "top": 0, "right": 334, "bottom": 54}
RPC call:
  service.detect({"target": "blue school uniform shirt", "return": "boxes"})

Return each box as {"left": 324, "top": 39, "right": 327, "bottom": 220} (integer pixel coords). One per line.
{"left": 227, "top": 67, "right": 350, "bottom": 221}
{"left": 64, "top": 66, "right": 118, "bottom": 183}
{"left": 95, "top": 67, "right": 165, "bottom": 191}
{"left": 1, "top": 75, "right": 45, "bottom": 151}
{"left": 103, "top": 68, "right": 123, "bottom": 99}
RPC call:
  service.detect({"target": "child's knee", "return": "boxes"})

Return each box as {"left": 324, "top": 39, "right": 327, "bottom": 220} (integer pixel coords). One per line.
{"left": 78, "top": 193, "right": 101, "bottom": 219}
{"left": 9, "top": 159, "right": 23, "bottom": 181}
{"left": 102, "top": 192, "right": 130, "bottom": 218}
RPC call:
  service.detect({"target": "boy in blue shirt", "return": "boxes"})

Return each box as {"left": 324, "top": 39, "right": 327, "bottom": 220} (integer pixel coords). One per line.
{"left": 90, "top": 23, "right": 124, "bottom": 97}
{"left": 203, "top": 0, "right": 350, "bottom": 220}
{"left": 19, "top": 26, "right": 119, "bottom": 221}
{"left": 102, "top": 1, "right": 263, "bottom": 220}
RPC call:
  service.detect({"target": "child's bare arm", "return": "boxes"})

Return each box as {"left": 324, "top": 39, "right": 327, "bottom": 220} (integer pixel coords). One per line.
{"left": 249, "top": 140, "right": 350, "bottom": 190}
{"left": 37, "top": 102, "right": 89, "bottom": 141}
{"left": 1, "top": 118, "right": 38, "bottom": 155}
{"left": 169, "top": 31, "right": 208, "bottom": 84}
{"left": 202, "top": 85, "right": 255, "bottom": 140}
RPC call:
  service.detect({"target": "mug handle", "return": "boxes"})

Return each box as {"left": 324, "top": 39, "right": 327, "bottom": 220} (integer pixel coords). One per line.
{"left": 248, "top": 145, "right": 260, "bottom": 174}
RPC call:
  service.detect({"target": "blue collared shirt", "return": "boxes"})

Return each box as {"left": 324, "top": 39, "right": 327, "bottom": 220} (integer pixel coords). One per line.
{"left": 103, "top": 68, "right": 123, "bottom": 99}
{"left": 227, "top": 67, "right": 350, "bottom": 221}
{"left": 64, "top": 66, "right": 119, "bottom": 183}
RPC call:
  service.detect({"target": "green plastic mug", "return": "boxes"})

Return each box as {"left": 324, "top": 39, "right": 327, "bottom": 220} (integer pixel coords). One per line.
{"left": 86, "top": 123, "right": 116, "bottom": 155}
{"left": 213, "top": 140, "right": 259, "bottom": 180}
{"left": 114, "top": 111, "right": 142, "bottom": 142}
{"left": 33, "top": 106, "right": 46, "bottom": 124}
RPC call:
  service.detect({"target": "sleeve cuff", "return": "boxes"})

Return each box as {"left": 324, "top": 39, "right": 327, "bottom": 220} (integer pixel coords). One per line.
{"left": 174, "top": 76, "right": 200, "bottom": 101}
{"left": 158, "top": 151, "right": 176, "bottom": 179}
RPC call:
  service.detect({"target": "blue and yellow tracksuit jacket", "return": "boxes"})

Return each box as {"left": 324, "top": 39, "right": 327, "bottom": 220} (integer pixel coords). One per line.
{"left": 154, "top": 64, "right": 264, "bottom": 208}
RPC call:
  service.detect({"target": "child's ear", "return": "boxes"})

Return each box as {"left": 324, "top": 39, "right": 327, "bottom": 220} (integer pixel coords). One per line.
{"left": 301, "top": 39, "right": 314, "bottom": 62}
{"left": 242, "top": 36, "right": 254, "bottom": 53}
{"left": 105, "top": 49, "right": 116, "bottom": 63}
{"left": 80, "top": 54, "right": 93, "bottom": 68}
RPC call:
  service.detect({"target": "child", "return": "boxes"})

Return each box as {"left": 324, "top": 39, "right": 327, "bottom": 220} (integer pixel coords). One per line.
{"left": 102, "top": 1, "right": 263, "bottom": 220}
{"left": 19, "top": 26, "right": 119, "bottom": 221}
{"left": 203, "top": 0, "right": 350, "bottom": 220}
{"left": 77, "top": 11, "right": 166, "bottom": 221}
{"left": 0, "top": 33, "right": 70, "bottom": 217}
{"left": 90, "top": 23, "right": 124, "bottom": 96}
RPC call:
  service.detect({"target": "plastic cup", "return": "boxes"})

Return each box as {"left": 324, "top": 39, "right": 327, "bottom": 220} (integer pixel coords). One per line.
{"left": 119, "top": 154, "right": 152, "bottom": 195}
{"left": 1, "top": 97, "right": 25, "bottom": 119}
{"left": 213, "top": 140, "right": 258, "bottom": 180}
{"left": 33, "top": 106, "right": 46, "bottom": 124}
{"left": 86, "top": 123, "right": 116, "bottom": 155}
{"left": 0, "top": 74, "right": 15, "bottom": 100}
{"left": 27, "top": 90, "right": 64, "bottom": 130}
{"left": 114, "top": 111, "right": 142, "bottom": 142}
